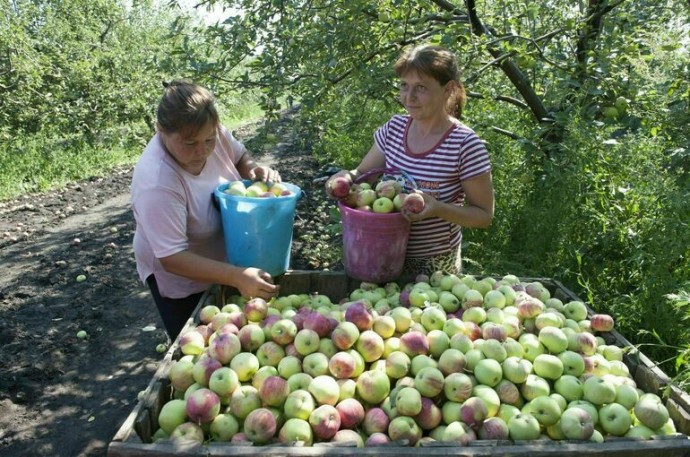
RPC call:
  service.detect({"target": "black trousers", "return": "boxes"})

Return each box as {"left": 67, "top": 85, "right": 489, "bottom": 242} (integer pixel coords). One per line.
{"left": 146, "top": 275, "right": 204, "bottom": 341}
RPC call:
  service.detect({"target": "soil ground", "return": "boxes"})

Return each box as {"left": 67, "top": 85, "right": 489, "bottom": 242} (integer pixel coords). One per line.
{"left": 0, "top": 110, "right": 342, "bottom": 456}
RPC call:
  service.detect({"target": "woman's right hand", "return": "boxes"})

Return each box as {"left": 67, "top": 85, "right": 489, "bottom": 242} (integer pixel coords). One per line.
{"left": 325, "top": 170, "right": 355, "bottom": 199}
{"left": 235, "top": 267, "right": 279, "bottom": 300}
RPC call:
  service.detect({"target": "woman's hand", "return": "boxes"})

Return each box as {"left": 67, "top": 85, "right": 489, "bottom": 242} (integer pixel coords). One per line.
{"left": 401, "top": 190, "right": 435, "bottom": 221}
{"left": 324, "top": 170, "right": 356, "bottom": 199}
{"left": 248, "top": 166, "right": 281, "bottom": 184}
{"left": 235, "top": 267, "right": 279, "bottom": 300}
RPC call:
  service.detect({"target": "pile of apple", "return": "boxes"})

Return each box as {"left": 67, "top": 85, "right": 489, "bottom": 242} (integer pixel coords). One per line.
{"left": 154, "top": 271, "right": 677, "bottom": 447}
{"left": 327, "top": 175, "right": 424, "bottom": 214}
{"left": 224, "top": 180, "right": 294, "bottom": 198}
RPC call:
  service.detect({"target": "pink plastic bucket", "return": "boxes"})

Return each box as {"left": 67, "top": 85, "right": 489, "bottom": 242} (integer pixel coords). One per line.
{"left": 338, "top": 168, "right": 416, "bottom": 283}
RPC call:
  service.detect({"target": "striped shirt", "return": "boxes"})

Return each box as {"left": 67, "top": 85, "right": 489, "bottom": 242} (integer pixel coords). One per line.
{"left": 374, "top": 115, "right": 491, "bottom": 257}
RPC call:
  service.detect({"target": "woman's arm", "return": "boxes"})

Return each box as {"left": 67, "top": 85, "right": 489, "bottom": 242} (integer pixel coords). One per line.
{"left": 405, "top": 172, "right": 495, "bottom": 228}
{"left": 159, "top": 250, "right": 278, "bottom": 299}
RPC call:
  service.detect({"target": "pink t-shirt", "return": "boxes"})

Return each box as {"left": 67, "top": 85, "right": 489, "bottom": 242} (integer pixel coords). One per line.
{"left": 374, "top": 115, "right": 491, "bottom": 257}
{"left": 131, "top": 126, "right": 246, "bottom": 298}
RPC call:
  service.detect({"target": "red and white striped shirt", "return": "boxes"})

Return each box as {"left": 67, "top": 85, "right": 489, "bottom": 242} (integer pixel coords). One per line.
{"left": 374, "top": 115, "right": 491, "bottom": 257}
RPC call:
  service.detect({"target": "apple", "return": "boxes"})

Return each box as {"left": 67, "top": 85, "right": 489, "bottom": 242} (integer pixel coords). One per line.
{"left": 355, "top": 330, "right": 385, "bottom": 362}
{"left": 589, "top": 314, "right": 614, "bottom": 332}
{"left": 158, "top": 399, "right": 188, "bottom": 434}
{"left": 450, "top": 333, "right": 474, "bottom": 353}
{"left": 258, "top": 375, "right": 290, "bottom": 408}
{"left": 309, "top": 404, "right": 341, "bottom": 440}
{"left": 209, "top": 413, "right": 239, "bottom": 441}
{"left": 402, "top": 192, "right": 425, "bottom": 214}
{"left": 344, "top": 301, "right": 374, "bottom": 331}
{"left": 400, "top": 331, "right": 430, "bottom": 358}
{"left": 473, "top": 358, "right": 503, "bottom": 387}
{"left": 375, "top": 179, "right": 398, "bottom": 199}
{"left": 207, "top": 332, "right": 241, "bottom": 366}
{"left": 421, "top": 306, "right": 447, "bottom": 332}
{"left": 199, "top": 305, "right": 221, "bottom": 324}
{"left": 208, "top": 366, "right": 239, "bottom": 398}
{"left": 583, "top": 376, "right": 617, "bottom": 405}
{"left": 538, "top": 326, "right": 568, "bottom": 354}
{"left": 185, "top": 388, "right": 220, "bottom": 424}
{"left": 523, "top": 395, "right": 561, "bottom": 427}
{"left": 508, "top": 413, "right": 541, "bottom": 440}
{"left": 634, "top": 393, "right": 670, "bottom": 430}
{"left": 327, "top": 176, "right": 352, "bottom": 199}
{"left": 613, "top": 383, "right": 639, "bottom": 411}
{"left": 362, "top": 407, "right": 390, "bottom": 435}
{"left": 270, "top": 318, "right": 298, "bottom": 345}
{"left": 308, "top": 375, "right": 341, "bottom": 406}
{"left": 304, "top": 311, "right": 334, "bottom": 337}
{"left": 388, "top": 416, "right": 422, "bottom": 445}
{"left": 389, "top": 306, "right": 413, "bottom": 333}
{"left": 170, "top": 421, "right": 205, "bottom": 443}
{"left": 328, "top": 351, "right": 357, "bottom": 379}
{"left": 478, "top": 416, "right": 510, "bottom": 440}
{"left": 494, "top": 379, "right": 521, "bottom": 405}
{"left": 356, "top": 369, "right": 390, "bottom": 405}
{"left": 355, "top": 188, "right": 377, "bottom": 207}
{"left": 365, "top": 432, "right": 391, "bottom": 446}
{"left": 330, "top": 321, "right": 359, "bottom": 350}
{"left": 229, "top": 385, "right": 261, "bottom": 420}
{"left": 302, "top": 352, "right": 330, "bottom": 377}
{"left": 484, "top": 290, "right": 507, "bottom": 309}
{"left": 460, "top": 397, "right": 489, "bottom": 428}
{"left": 243, "top": 407, "right": 277, "bottom": 444}
{"left": 502, "top": 356, "right": 532, "bottom": 384}
{"left": 326, "top": 429, "right": 362, "bottom": 447}
{"left": 244, "top": 297, "right": 269, "bottom": 322}
{"left": 558, "top": 350, "right": 585, "bottom": 377}
{"left": 480, "top": 338, "right": 507, "bottom": 362}
{"left": 291, "top": 328, "right": 319, "bottom": 356}
{"left": 442, "top": 421, "right": 476, "bottom": 445}
{"left": 533, "top": 354, "right": 564, "bottom": 380}
{"left": 414, "top": 396, "right": 443, "bottom": 430}
{"left": 191, "top": 354, "right": 222, "bottom": 387}
{"left": 277, "top": 417, "right": 314, "bottom": 445}
{"left": 553, "top": 374, "right": 584, "bottom": 402}
{"left": 179, "top": 330, "right": 205, "bottom": 356}
{"left": 626, "top": 424, "right": 656, "bottom": 439}
{"left": 599, "top": 402, "right": 633, "bottom": 436}
{"left": 334, "top": 397, "right": 365, "bottom": 430}
{"left": 564, "top": 301, "right": 588, "bottom": 322}
{"left": 559, "top": 406, "right": 594, "bottom": 440}
{"left": 497, "top": 404, "right": 521, "bottom": 424}
{"left": 169, "top": 357, "right": 196, "bottom": 392}
{"left": 414, "top": 366, "right": 445, "bottom": 398}
{"left": 225, "top": 181, "right": 247, "bottom": 196}
{"left": 372, "top": 315, "right": 396, "bottom": 339}
{"left": 462, "top": 306, "right": 487, "bottom": 324}
{"left": 520, "top": 374, "right": 551, "bottom": 401}
{"left": 385, "top": 350, "right": 411, "bottom": 379}
{"left": 393, "top": 386, "right": 421, "bottom": 417}
{"left": 281, "top": 389, "right": 315, "bottom": 421}
{"left": 256, "top": 341, "right": 287, "bottom": 370}
{"left": 437, "top": 348, "right": 466, "bottom": 376}
{"left": 237, "top": 323, "right": 266, "bottom": 352}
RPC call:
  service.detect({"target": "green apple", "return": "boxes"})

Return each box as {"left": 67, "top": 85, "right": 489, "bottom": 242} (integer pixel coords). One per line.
{"left": 395, "top": 386, "right": 423, "bottom": 416}
{"left": 520, "top": 374, "right": 551, "bottom": 401}
{"left": 558, "top": 350, "right": 585, "bottom": 377}
{"left": 158, "top": 399, "right": 188, "bottom": 434}
{"left": 522, "top": 395, "right": 561, "bottom": 427}
{"left": 634, "top": 393, "right": 670, "bottom": 430}
{"left": 533, "top": 354, "right": 564, "bottom": 380}
{"left": 283, "top": 389, "right": 316, "bottom": 420}
{"left": 372, "top": 196, "right": 395, "bottom": 213}
{"left": 508, "top": 413, "right": 541, "bottom": 440}
{"left": 559, "top": 407, "right": 594, "bottom": 440}
{"left": 538, "top": 326, "right": 568, "bottom": 354}
{"left": 599, "top": 402, "right": 632, "bottom": 436}
{"left": 554, "top": 375, "right": 584, "bottom": 402}
{"left": 502, "top": 356, "right": 532, "bottom": 384}
{"left": 473, "top": 358, "right": 503, "bottom": 387}
{"left": 583, "top": 376, "right": 616, "bottom": 405}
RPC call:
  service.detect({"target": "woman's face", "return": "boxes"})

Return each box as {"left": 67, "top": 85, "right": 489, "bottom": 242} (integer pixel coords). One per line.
{"left": 159, "top": 122, "right": 218, "bottom": 175}
{"left": 399, "top": 70, "right": 450, "bottom": 120}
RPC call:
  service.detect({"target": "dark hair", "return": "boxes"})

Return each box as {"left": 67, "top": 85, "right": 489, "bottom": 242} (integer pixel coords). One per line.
{"left": 157, "top": 79, "right": 220, "bottom": 137}
{"left": 394, "top": 45, "right": 467, "bottom": 118}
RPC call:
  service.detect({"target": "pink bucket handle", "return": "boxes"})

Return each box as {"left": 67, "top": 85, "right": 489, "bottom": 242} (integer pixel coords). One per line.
{"left": 353, "top": 167, "right": 417, "bottom": 192}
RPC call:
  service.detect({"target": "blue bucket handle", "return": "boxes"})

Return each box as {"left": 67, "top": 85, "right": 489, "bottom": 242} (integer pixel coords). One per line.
{"left": 353, "top": 167, "right": 417, "bottom": 193}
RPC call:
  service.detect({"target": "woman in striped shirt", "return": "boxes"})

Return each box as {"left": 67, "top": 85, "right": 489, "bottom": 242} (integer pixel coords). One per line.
{"left": 329, "top": 44, "right": 494, "bottom": 275}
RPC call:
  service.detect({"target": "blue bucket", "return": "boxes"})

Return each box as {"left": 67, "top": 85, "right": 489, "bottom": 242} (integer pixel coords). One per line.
{"left": 214, "top": 180, "right": 302, "bottom": 276}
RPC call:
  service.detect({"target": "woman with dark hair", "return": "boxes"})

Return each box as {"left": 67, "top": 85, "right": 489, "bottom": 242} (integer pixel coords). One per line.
{"left": 131, "top": 80, "right": 280, "bottom": 339}
{"left": 327, "top": 45, "right": 494, "bottom": 275}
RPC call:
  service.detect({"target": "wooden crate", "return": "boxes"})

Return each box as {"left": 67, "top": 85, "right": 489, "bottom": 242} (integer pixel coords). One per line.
{"left": 108, "top": 271, "right": 690, "bottom": 457}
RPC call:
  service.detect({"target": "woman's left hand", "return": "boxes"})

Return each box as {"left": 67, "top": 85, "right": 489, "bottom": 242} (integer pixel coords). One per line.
{"left": 401, "top": 190, "right": 435, "bottom": 221}
{"left": 249, "top": 166, "right": 281, "bottom": 184}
